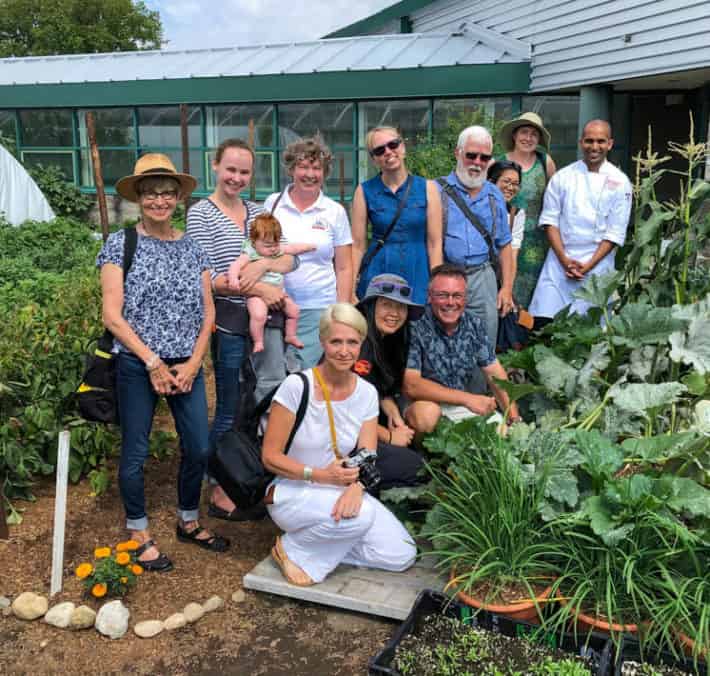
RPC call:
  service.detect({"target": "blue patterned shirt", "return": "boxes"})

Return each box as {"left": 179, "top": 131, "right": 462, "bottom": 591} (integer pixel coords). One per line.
{"left": 96, "top": 230, "right": 210, "bottom": 358}
{"left": 406, "top": 307, "right": 496, "bottom": 390}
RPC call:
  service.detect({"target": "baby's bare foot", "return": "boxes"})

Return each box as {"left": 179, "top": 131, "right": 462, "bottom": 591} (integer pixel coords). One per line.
{"left": 252, "top": 341, "right": 264, "bottom": 353}
{"left": 284, "top": 335, "right": 304, "bottom": 349}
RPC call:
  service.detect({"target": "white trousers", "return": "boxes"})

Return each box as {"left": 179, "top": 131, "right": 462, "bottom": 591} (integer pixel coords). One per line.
{"left": 267, "top": 479, "right": 417, "bottom": 583}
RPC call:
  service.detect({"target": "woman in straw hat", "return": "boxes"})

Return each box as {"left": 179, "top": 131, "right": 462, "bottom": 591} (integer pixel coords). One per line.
{"left": 97, "top": 153, "right": 229, "bottom": 572}
{"left": 498, "top": 112, "right": 557, "bottom": 307}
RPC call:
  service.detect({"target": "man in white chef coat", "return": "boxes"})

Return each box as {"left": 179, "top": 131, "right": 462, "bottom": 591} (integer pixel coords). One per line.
{"left": 529, "top": 119, "right": 632, "bottom": 318}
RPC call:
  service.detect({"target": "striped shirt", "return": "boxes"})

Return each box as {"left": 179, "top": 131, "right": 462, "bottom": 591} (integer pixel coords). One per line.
{"left": 186, "top": 198, "right": 262, "bottom": 307}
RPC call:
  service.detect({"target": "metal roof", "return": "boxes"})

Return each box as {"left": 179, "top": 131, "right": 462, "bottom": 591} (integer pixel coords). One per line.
{"left": 0, "top": 32, "right": 529, "bottom": 86}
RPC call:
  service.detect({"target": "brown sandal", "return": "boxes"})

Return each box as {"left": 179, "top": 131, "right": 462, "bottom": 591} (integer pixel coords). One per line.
{"left": 271, "top": 536, "right": 314, "bottom": 587}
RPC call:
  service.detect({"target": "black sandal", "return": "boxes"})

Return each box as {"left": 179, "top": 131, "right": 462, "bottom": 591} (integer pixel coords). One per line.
{"left": 208, "top": 502, "right": 267, "bottom": 522}
{"left": 176, "top": 524, "right": 230, "bottom": 552}
{"left": 134, "top": 539, "right": 174, "bottom": 573}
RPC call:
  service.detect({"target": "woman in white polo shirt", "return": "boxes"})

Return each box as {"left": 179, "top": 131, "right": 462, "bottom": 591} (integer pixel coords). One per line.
{"left": 264, "top": 137, "right": 353, "bottom": 370}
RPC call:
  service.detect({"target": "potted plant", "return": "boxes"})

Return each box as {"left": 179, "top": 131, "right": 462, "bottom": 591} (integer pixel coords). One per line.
{"left": 422, "top": 417, "right": 562, "bottom": 624}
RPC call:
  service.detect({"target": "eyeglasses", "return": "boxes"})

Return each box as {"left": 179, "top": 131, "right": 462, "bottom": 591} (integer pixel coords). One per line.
{"left": 498, "top": 178, "right": 521, "bottom": 189}
{"left": 141, "top": 189, "right": 178, "bottom": 201}
{"left": 370, "top": 138, "right": 403, "bottom": 157}
{"left": 373, "top": 281, "right": 412, "bottom": 298}
{"left": 463, "top": 152, "right": 492, "bottom": 163}
{"left": 431, "top": 291, "right": 466, "bottom": 302}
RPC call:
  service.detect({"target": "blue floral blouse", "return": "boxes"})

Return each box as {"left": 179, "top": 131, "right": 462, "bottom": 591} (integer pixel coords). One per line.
{"left": 96, "top": 230, "right": 210, "bottom": 358}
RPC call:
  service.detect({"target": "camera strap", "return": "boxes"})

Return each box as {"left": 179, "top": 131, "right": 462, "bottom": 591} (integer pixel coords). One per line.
{"left": 313, "top": 367, "right": 341, "bottom": 459}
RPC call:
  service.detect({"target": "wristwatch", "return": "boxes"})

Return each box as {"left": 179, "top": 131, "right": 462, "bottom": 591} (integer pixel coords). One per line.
{"left": 303, "top": 466, "right": 313, "bottom": 482}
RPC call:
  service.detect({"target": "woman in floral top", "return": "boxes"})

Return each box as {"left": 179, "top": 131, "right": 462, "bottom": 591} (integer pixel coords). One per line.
{"left": 97, "top": 154, "right": 228, "bottom": 573}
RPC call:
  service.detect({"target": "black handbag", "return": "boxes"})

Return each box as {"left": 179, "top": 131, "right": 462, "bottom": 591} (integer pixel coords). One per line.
{"left": 76, "top": 228, "right": 138, "bottom": 423}
{"left": 208, "top": 371, "right": 309, "bottom": 509}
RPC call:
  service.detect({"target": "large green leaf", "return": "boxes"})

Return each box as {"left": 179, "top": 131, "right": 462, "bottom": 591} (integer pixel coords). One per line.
{"left": 572, "top": 270, "right": 623, "bottom": 309}
{"left": 583, "top": 495, "right": 634, "bottom": 546}
{"left": 635, "top": 205, "right": 675, "bottom": 246}
{"left": 669, "top": 316, "right": 710, "bottom": 374}
{"left": 671, "top": 294, "right": 710, "bottom": 321}
{"left": 577, "top": 342, "right": 611, "bottom": 391}
{"left": 610, "top": 303, "right": 685, "bottom": 347}
{"left": 491, "top": 377, "right": 544, "bottom": 403}
{"left": 621, "top": 431, "right": 699, "bottom": 463}
{"left": 575, "top": 429, "right": 625, "bottom": 479}
{"left": 611, "top": 382, "right": 687, "bottom": 413}
{"left": 533, "top": 345, "right": 578, "bottom": 398}
{"left": 682, "top": 371, "right": 709, "bottom": 396}
{"left": 657, "top": 475, "right": 710, "bottom": 518}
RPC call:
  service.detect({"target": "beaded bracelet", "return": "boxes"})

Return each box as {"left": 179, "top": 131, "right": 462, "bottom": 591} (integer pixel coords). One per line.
{"left": 145, "top": 354, "right": 162, "bottom": 372}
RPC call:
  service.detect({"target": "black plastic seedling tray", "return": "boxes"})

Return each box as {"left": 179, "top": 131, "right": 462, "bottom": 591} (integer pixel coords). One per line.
{"left": 369, "top": 589, "right": 613, "bottom": 675}
{"left": 615, "top": 636, "right": 708, "bottom": 676}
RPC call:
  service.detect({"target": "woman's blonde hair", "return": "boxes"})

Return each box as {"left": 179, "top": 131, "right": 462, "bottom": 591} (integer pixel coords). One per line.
{"left": 319, "top": 303, "right": 367, "bottom": 341}
{"left": 365, "top": 126, "right": 401, "bottom": 151}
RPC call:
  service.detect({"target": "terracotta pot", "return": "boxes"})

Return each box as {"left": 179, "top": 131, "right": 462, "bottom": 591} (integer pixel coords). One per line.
{"left": 677, "top": 629, "right": 708, "bottom": 659}
{"left": 561, "top": 600, "right": 638, "bottom": 635}
{"left": 450, "top": 570, "right": 554, "bottom": 625}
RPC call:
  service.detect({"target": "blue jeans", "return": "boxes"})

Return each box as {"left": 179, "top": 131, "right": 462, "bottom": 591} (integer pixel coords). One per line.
{"left": 210, "top": 330, "right": 248, "bottom": 449}
{"left": 286, "top": 307, "right": 324, "bottom": 371}
{"left": 116, "top": 352, "right": 209, "bottom": 531}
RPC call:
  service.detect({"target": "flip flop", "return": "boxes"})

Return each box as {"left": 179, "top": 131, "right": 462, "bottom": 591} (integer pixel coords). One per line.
{"left": 271, "top": 536, "right": 314, "bottom": 587}
{"left": 134, "top": 539, "right": 174, "bottom": 573}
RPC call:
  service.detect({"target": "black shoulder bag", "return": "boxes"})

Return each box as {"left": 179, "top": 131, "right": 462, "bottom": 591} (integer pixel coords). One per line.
{"left": 358, "top": 175, "right": 414, "bottom": 280}
{"left": 76, "top": 228, "right": 138, "bottom": 423}
{"left": 209, "top": 371, "right": 309, "bottom": 509}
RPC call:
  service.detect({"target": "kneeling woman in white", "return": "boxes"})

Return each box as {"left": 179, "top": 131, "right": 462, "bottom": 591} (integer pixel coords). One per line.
{"left": 262, "top": 303, "right": 416, "bottom": 585}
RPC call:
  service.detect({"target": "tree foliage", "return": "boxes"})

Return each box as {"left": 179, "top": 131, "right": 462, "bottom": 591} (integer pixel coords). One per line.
{"left": 0, "top": 0, "right": 162, "bottom": 57}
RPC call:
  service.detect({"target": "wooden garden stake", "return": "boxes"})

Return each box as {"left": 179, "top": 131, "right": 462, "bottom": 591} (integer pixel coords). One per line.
{"left": 248, "top": 118, "right": 256, "bottom": 201}
{"left": 86, "top": 112, "right": 109, "bottom": 242}
{"left": 50, "top": 430, "right": 71, "bottom": 596}
{"left": 180, "top": 103, "right": 191, "bottom": 176}
{"left": 0, "top": 483, "right": 9, "bottom": 540}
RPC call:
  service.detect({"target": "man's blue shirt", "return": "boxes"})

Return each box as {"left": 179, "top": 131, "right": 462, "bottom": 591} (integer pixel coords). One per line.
{"left": 438, "top": 172, "right": 511, "bottom": 266}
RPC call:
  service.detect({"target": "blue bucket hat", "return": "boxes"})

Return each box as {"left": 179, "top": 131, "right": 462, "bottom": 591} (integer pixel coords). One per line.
{"left": 357, "top": 273, "right": 424, "bottom": 320}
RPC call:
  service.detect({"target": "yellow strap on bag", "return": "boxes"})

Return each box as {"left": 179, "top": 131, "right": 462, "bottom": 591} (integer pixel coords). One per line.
{"left": 312, "top": 367, "right": 341, "bottom": 460}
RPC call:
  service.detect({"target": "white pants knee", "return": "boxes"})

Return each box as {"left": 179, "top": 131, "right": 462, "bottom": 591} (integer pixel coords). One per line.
{"left": 267, "top": 479, "right": 416, "bottom": 583}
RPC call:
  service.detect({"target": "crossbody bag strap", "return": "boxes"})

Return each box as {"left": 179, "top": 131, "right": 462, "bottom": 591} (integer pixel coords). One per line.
{"left": 269, "top": 187, "right": 287, "bottom": 214}
{"left": 312, "top": 367, "right": 341, "bottom": 460}
{"left": 359, "top": 174, "right": 414, "bottom": 274}
{"left": 284, "top": 372, "right": 309, "bottom": 455}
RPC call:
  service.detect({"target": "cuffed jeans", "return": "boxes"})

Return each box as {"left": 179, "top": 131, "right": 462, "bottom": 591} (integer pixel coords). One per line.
{"left": 116, "top": 352, "right": 209, "bottom": 531}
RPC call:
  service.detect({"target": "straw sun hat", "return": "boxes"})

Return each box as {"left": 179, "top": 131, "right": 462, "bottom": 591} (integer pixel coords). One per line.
{"left": 499, "top": 112, "right": 551, "bottom": 152}
{"left": 115, "top": 153, "right": 197, "bottom": 203}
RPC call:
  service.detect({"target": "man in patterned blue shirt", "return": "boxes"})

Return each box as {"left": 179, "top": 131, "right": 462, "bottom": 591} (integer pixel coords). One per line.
{"left": 402, "top": 264, "right": 520, "bottom": 434}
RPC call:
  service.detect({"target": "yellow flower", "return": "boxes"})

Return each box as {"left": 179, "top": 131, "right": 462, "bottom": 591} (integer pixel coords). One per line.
{"left": 94, "top": 547, "right": 111, "bottom": 559}
{"left": 91, "top": 583, "right": 107, "bottom": 598}
{"left": 131, "top": 564, "right": 143, "bottom": 576}
{"left": 115, "top": 552, "right": 131, "bottom": 566}
{"left": 116, "top": 540, "right": 140, "bottom": 552}
{"left": 75, "top": 563, "right": 93, "bottom": 579}
{"left": 120, "top": 577, "right": 128, "bottom": 584}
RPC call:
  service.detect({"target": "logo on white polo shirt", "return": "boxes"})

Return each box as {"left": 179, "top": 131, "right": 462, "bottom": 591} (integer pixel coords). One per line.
{"left": 312, "top": 219, "right": 330, "bottom": 231}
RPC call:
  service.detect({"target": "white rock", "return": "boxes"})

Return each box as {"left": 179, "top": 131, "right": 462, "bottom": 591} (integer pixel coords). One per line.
{"left": 164, "top": 612, "right": 187, "bottom": 631}
{"left": 11, "top": 592, "right": 48, "bottom": 620}
{"left": 134, "top": 620, "right": 164, "bottom": 638}
{"left": 183, "top": 602, "right": 204, "bottom": 623}
{"left": 70, "top": 605, "right": 96, "bottom": 630}
{"left": 95, "top": 600, "right": 130, "bottom": 639}
{"left": 202, "top": 595, "right": 224, "bottom": 613}
{"left": 0, "top": 596, "right": 11, "bottom": 609}
{"left": 44, "top": 602, "right": 76, "bottom": 628}
{"left": 231, "top": 589, "right": 246, "bottom": 603}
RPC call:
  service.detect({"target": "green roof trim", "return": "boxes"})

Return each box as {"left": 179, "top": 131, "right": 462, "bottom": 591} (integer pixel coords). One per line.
{"left": 324, "top": 0, "right": 438, "bottom": 38}
{"left": 0, "top": 63, "right": 530, "bottom": 108}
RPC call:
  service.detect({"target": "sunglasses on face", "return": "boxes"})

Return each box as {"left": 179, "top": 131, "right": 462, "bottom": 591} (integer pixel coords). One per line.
{"left": 463, "top": 152, "right": 492, "bottom": 162}
{"left": 370, "top": 138, "right": 403, "bottom": 157}
{"left": 373, "top": 281, "right": 412, "bottom": 298}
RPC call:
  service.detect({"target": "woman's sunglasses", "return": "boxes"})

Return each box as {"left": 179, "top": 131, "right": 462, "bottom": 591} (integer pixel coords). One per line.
{"left": 370, "top": 138, "right": 403, "bottom": 157}
{"left": 373, "top": 281, "right": 412, "bottom": 298}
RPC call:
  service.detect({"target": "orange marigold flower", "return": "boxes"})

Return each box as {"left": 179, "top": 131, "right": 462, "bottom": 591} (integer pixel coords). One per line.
{"left": 94, "top": 547, "right": 111, "bottom": 559}
{"left": 75, "top": 563, "right": 93, "bottom": 579}
{"left": 131, "top": 564, "right": 143, "bottom": 576}
{"left": 115, "top": 552, "right": 131, "bottom": 566}
{"left": 120, "top": 577, "right": 128, "bottom": 584}
{"left": 91, "top": 583, "right": 107, "bottom": 598}
{"left": 116, "top": 539, "right": 140, "bottom": 552}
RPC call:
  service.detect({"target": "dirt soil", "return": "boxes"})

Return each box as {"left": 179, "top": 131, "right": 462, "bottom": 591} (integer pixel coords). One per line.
{"left": 0, "top": 365, "right": 395, "bottom": 675}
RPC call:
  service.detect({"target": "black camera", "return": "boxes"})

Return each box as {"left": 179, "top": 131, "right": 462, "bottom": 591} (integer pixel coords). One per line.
{"left": 342, "top": 448, "right": 381, "bottom": 491}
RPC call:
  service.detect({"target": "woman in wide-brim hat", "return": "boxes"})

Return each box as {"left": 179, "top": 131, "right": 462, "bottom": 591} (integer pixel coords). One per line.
{"left": 496, "top": 113, "right": 557, "bottom": 308}
{"left": 97, "top": 153, "right": 228, "bottom": 573}
{"left": 355, "top": 273, "right": 425, "bottom": 493}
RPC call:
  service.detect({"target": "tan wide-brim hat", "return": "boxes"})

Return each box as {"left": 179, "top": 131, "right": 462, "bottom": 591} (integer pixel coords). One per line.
{"left": 115, "top": 153, "right": 197, "bottom": 202}
{"left": 499, "top": 112, "right": 551, "bottom": 152}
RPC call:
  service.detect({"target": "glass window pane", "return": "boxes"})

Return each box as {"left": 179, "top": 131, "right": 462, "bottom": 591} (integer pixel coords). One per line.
{"left": 20, "top": 109, "right": 73, "bottom": 146}
{"left": 206, "top": 149, "right": 273, "bottom": 194}
{"left": 521, "top": 95, "right": 580, "bottom": 147}
{"left": 358, "top": 100, "right": 430, "bottom": 147}
{"left": 278, "top": 102, "right": 354, "bottom": 149}
{"left": 207, "top": 105, "right": 274, "bottom": 148}
{"left": 0, "top": 110, "right": 16, "bottom": 140}
{"left": 21, "top": 151, "right": 75, "bottom": 180}
{"left": 138, "top": 106, "right": 201, "bottom": 147}
{"left": 80, "top": 149, "right": 136, "bottom": 187}
{"left": 433, "top": 98, "right": 512, "bottom": 135}
{"left": 141, "top": 149, "right": 206, "bottom": 192}
{"left": 78, "top": 108, "right": 135, "bottom": 146}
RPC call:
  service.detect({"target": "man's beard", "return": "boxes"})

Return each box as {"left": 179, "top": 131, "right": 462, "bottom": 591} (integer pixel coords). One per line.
{"left": 455, "top": 160, "right": 487, "bottom": 189}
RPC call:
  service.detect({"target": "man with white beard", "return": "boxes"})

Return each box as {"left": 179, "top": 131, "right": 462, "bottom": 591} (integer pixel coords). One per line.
{"left": 436, "top": 126, "right": 514, "bottom": 351}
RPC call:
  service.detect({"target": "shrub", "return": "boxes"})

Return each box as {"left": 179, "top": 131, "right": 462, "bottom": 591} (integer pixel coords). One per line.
{"left": 27, "top": 164, "right": 92, "bottom": 219}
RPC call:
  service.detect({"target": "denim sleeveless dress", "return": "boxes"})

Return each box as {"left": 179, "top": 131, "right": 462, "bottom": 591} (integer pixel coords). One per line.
{"left": 356, "top": 174, "right": 430, "bottom": 305}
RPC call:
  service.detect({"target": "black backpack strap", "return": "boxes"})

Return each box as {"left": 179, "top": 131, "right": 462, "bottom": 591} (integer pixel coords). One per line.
{"left": 437, "top": 178, "right": 497, "bottom": 269}
{"left": 284, "top": 372, "right": 309, "bottom": 455}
